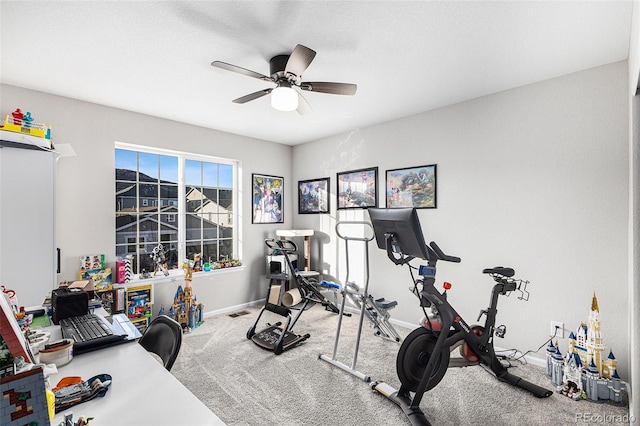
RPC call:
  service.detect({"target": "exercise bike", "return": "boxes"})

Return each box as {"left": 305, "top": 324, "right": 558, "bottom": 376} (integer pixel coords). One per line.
{"left": 247, "top": 238, "right": 345, "bottom": 355}
{"left": 367, "top": 208, "right": 552, "bottom": 426}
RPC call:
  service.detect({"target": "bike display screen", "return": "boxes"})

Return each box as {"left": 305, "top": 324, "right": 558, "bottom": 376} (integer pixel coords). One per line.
{"left": 368, "top": 207, "right": 431, "bottom": 260}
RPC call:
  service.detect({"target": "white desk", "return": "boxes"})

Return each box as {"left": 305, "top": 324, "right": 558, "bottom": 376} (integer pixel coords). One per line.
{"left": 47, "top": 333, "right": 225, "bottom": 425}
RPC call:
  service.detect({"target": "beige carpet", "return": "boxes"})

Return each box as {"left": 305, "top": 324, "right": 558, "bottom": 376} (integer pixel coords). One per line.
{"left": 171, "top": 304, "right": 630, "bottom": 426}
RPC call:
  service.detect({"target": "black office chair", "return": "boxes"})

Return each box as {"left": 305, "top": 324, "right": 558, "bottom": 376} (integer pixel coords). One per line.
{"left": 138, "top": 315, "right": 183, "bottom": 371}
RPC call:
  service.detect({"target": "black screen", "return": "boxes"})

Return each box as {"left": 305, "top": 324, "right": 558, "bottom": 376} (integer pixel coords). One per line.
{"left": 367, "top": 208, "right": 430, "bottom": 260}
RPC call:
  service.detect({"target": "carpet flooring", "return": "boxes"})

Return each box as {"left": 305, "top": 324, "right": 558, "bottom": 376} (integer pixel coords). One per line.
{"left": 171, "top": 304, "right": 631, "bottom": 426}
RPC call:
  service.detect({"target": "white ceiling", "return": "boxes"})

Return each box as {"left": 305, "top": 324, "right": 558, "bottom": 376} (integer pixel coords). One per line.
{"left": 0, "top": 1, "right": 634, "bottom": 145}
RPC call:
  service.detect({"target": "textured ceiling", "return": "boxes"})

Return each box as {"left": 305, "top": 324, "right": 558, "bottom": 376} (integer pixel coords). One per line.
{"left": 0, "top": 1, "right": 633, "bottom": 145}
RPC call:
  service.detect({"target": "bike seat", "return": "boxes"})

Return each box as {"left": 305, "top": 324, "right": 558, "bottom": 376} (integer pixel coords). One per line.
{"left": 482, "top": 266, "right": 515, "bottom": 277}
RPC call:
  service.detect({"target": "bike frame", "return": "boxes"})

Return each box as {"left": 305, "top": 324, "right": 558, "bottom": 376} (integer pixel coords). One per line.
{"left": 405, "top": 259, "right": 516, "bottom": 408}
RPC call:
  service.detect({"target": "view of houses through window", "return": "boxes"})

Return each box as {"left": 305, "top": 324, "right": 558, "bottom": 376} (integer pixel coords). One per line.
{"left": 115, "top": 146, "right": 236, "bottom": 277}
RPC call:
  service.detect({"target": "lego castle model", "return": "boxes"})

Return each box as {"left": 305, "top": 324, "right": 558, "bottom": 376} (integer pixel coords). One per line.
{"left": 158, "top": 260, "right": 204, "bottom": 332}
{"left": 546, "top": 292, "right": 625, "bottom": 403}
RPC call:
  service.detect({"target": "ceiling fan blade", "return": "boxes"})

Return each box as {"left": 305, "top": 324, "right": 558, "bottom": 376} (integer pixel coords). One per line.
{"left": 285, "top": 44, "right": 316, "bottom": 77}
{"left": 232, "top": 88, "right": 273, "bottom": 104}
{"left": 296, "top": 91, "right": 312, "bottom": 116}
{"left": 299, "top": 81, "right": 357, "bottom": 95}
{"left": 211, "top": 61, "right": 273, "bottom": 82}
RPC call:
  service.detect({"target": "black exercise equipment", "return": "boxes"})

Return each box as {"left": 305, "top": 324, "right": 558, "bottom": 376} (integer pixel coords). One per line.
{"left": 247, "top": 238, "right": 345, "bottom": 355}
{"left": 368, "top": 208, "right": 552, "bottom": 426}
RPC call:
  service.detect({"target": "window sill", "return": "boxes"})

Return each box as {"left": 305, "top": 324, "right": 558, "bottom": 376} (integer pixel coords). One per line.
{"left": 119, "top": 265, "right": 246, "bottom": 286}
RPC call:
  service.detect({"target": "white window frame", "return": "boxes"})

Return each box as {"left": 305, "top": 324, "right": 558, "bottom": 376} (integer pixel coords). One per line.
{"left": 115, "top": 142, "right": 241, "bottom": 281}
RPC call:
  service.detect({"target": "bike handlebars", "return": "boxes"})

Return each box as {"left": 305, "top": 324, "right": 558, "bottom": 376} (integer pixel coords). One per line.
{"left": 383, "top": 234, "right": 461, "bottom": 266}
{"left": 335, "top": 221, "right": 375, "bottom": 242}
{"left": 264, "top": 238, "right": 298, "bottom": 253}
{"left": 428, "top": 241, "right": 461, "bottom": 263}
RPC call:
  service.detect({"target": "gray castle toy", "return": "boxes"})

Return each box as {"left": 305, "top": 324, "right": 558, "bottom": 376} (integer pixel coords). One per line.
{"left": 546, "top": 293, "right": 625, "bottom": 403}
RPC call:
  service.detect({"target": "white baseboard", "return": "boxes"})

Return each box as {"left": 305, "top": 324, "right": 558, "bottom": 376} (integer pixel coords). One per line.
{"left": 388, "top": 316, "right": 421, "bottom": 331}
{"left": 203, "top": 298, "right": 264, "bottom": 318}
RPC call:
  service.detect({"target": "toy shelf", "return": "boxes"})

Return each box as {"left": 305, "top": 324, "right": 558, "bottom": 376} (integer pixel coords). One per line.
{"left": 0, "top": 129, "right": 53, "bottom": 151}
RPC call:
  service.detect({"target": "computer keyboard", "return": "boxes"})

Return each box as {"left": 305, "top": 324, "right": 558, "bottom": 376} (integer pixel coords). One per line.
{"left": 60, "top": 313, "right": 127, "bottom": 354}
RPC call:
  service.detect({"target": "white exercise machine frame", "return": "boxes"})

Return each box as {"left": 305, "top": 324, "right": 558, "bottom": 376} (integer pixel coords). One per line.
{"left": 318, "top": 221, "right": 402, "bottom": 382}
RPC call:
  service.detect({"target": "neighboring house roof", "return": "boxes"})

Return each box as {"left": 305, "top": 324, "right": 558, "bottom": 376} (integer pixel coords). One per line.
{"left": 116, "top": 205, "right": 179, "bottom": 231}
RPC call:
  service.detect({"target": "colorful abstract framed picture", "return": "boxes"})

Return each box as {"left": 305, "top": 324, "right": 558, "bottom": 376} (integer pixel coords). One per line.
{"left": 252, "top": 174, "right": 284, "bottom": 223}
{"left": 337, "top": 167, "right": 378, "bottom": 209}
{"left": 385, "top": 164, "right": 437, "bottom": 209}
{"left": 298, "top": 177, "right": 330, "bottom": 214}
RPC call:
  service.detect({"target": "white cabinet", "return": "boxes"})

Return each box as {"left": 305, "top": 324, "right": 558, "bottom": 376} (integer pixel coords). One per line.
{"left": 0, "top": 143, "right": 56, "bottom": 307}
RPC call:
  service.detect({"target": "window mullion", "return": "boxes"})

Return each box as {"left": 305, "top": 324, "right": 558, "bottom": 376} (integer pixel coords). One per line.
{"left": 136, "top": 152, "right": 141, "bottom": 275}
{"left": 178, "top": 155, "right": 186, "bottom": 267}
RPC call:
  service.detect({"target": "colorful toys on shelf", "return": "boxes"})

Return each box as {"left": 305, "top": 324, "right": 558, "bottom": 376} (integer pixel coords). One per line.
{"left": 213, "top": 258, "right": 242, "bottom": 269}
{"left": 546, "top": 292, "right": 626, "bottom": 404}
{"left": 2, "top": 108, "right": 51, "bottom": 140}
{"left": 182, "top": 252, "right": 241, "bottom": 278}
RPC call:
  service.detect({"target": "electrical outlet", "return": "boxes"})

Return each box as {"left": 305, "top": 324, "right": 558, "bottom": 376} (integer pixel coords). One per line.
{"left": 550, "top": 321, "right": 564, "bottom": 338}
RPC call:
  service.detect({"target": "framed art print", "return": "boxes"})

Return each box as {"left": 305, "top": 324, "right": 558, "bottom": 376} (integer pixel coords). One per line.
{"left": 298, "top": 177, "right": 330, "bottom": 214}
{"left": 337, "top": 167, "right": 378, "bottom": 209}
{"left": 252, "top": 174, "right": 284, "bottom": 223}
{"left": 386, "top": 164, "right": 437, "bottom": 209}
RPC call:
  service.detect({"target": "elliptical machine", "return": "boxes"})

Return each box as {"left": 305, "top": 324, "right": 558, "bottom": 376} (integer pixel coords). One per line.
{"left": 318, "top": 221, "right": 402, "bottom": 382}
{"left": 367, "top": 208, "right": 552, "bottom": 426}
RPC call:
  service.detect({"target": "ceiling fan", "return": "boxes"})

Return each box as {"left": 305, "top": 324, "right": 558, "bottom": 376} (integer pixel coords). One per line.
{"left": 211, "top": 44, "right": 357, "bottom": 115}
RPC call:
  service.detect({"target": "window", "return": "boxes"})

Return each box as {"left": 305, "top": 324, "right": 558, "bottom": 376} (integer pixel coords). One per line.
{"left": 115, "top": 145, "right": 237, "bottom": 277}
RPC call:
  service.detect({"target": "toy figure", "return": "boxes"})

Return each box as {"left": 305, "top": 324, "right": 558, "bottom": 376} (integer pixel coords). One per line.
{"left": 182, "top": 252, "right": 201, "bottom": 287}
{"left": 22, "top": 111, "right": 34, "bottom": 128}
{"left": 76, "top": 417, "right": 94, "bottom": 426}
{"left": 183, "top": 262, "right": 193, "bottom": 283}
{"left": 11, "top": 108, "right": 24, "bottom": 125}
{"left": 193, "top": 252, "right": 202, "bottom": 272}
{"left": 151, "top": 244, "right": 169, "bottom": 276}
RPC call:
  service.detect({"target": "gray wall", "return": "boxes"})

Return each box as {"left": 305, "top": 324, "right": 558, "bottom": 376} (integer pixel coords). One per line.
{"left": 292, "top": 61, "right": 631, "bottom": 378}
{"left": 1, "top": 61, "right": 632, "bottom": 385}
{"left": 1, "top": 84, "right": 292, "bottom": 314}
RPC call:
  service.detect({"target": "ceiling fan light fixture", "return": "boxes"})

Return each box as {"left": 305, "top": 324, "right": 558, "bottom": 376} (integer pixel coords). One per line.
{"left": 271, "top": 84, "right": 298, "bottom": 112}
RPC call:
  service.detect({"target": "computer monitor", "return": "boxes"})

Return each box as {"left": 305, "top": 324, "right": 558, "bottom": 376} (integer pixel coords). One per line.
{"left": 367, "top": 207, "right": 430, "bottom": 260}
